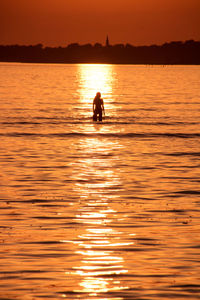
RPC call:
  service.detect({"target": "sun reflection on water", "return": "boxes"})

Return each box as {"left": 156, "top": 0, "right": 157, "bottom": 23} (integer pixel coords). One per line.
{"left": 76, "top": 64, "right": 118, "bottom": 121}
{"left": 69, "top": 137, "right": 131, "bottom": 296}
{"left": 78, "top": 64, "right": 114, "bottom": 103}
{"left": 71, "top": 217, "right": 130, "bottom": 295}
{"left": 64, "top": 64, "right": 132, "bottom": 298}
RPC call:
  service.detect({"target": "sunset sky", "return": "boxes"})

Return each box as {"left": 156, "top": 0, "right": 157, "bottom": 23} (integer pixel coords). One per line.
{"left": 1, "top": 0, "right": 200, "bottom": 46}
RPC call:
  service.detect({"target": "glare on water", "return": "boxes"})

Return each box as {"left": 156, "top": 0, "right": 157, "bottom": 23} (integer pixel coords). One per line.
{"left": 78, "top": 64, "right": 113, "bottom": 99}
{"left": 0, "top": 63, "right": 200, "bottom": 299}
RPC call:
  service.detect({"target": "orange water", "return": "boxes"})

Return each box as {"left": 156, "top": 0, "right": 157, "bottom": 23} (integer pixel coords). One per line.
{"left": 0, "top": 63, "right": 200, "bottom": 299}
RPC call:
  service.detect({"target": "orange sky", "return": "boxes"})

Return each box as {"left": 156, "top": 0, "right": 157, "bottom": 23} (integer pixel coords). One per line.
{"left": 0, "top": 0, "right": 200, "bottom": 46}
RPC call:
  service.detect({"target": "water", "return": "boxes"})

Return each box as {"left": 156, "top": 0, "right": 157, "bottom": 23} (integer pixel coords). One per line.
{"left": 0, "top": 63, "right": 200, "bottom": 299}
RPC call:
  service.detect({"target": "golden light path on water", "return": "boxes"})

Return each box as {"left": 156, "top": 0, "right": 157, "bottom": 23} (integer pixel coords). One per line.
{"left": 78, "top": 64, "right": 113, "bottom": 99}
{"left": 77, "top": 64, "right": 116, "bottom": 117}
{"left": 62, "top": 65, "right": 133, "bottom": 298}
{"left": 69, "top": 139, "right": 132, "bottom": 298}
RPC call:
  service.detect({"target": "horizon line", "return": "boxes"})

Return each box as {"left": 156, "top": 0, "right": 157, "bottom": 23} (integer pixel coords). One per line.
{"left": 0, "top": 39, "right": 199, "bottom": 48}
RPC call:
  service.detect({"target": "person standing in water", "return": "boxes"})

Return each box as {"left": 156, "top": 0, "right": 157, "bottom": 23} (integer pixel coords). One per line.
{"left": 93, "top": 92, "right": 105, "bottom": 121}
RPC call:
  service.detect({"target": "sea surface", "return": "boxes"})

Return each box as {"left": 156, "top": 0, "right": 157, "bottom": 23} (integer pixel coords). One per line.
{"left": 0, "top": 63, "right": 200, "bottom": 300}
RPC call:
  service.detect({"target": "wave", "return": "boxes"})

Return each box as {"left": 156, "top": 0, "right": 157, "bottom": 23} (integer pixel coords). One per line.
{"left": 1, "top": 132, "right": 200, "bottom": 139}
{"left": 0, "top": 120, "right": 199, "bottom": 126}
{"left": 166, "top": 152, "right": 200, "bottom": 157}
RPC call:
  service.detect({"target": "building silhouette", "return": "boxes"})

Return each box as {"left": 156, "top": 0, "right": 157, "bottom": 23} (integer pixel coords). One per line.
{"left": 106, "top": 35, "right": 110, "bottom": 47}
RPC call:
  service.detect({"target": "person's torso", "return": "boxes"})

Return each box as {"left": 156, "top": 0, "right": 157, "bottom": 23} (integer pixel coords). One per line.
{"left": 95, "top": 98, "right": 102, "bottom": 110}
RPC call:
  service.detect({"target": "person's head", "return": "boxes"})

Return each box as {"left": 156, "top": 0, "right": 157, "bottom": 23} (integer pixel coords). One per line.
{"left": 96, "top": 92, "right": 101, "bottom": 98}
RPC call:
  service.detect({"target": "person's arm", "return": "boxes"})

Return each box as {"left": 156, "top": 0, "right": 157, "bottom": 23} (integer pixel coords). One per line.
{"left": 93, "top": 100, "right": 95, "bottom": 113}
{"left": 102, "top": 99, "right": 105, "bottom": 115}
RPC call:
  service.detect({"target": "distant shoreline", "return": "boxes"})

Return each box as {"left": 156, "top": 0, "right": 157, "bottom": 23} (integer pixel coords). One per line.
{"left": 1, "top": 40, "right": 200, "bottom": 65}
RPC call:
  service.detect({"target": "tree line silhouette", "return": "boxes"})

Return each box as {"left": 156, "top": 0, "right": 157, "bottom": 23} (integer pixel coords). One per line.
{"left": 0, "top": 40, "right": 199, "bottom": 64}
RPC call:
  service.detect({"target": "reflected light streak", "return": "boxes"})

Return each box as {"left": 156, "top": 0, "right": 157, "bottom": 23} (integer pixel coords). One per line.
{"left": 68, "top": 70, "right": 132, "bottom": 297}
{"left": 73, "top": 137, "right": 121, "bottom": 201}
{"left": 71, "top": 220, "right": 130, "bottom": 295}
{"left": 78, "top": 64, "right": 113, "bottom": 105}
{"left": 70, "top": 165, "right": 130, "bottom": 294}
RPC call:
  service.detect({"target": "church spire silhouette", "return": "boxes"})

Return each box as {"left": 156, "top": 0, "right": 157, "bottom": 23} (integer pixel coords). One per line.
{"left": 106, "top": 35, "right": 110, "bottom": 47}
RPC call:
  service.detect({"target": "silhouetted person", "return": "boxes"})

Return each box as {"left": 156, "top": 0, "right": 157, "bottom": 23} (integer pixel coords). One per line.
{"left": 93, "top": 92, "right": 105, "bottom": 121}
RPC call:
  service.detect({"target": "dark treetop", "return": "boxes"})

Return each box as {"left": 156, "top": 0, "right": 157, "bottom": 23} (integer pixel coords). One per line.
{"left": 0, "top": 40, "right": 200, "bottom": 64}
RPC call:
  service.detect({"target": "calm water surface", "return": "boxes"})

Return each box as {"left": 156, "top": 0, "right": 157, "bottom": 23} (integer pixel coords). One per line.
{"left": 0, "top": 63, "right": 200, "bottom": 299}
